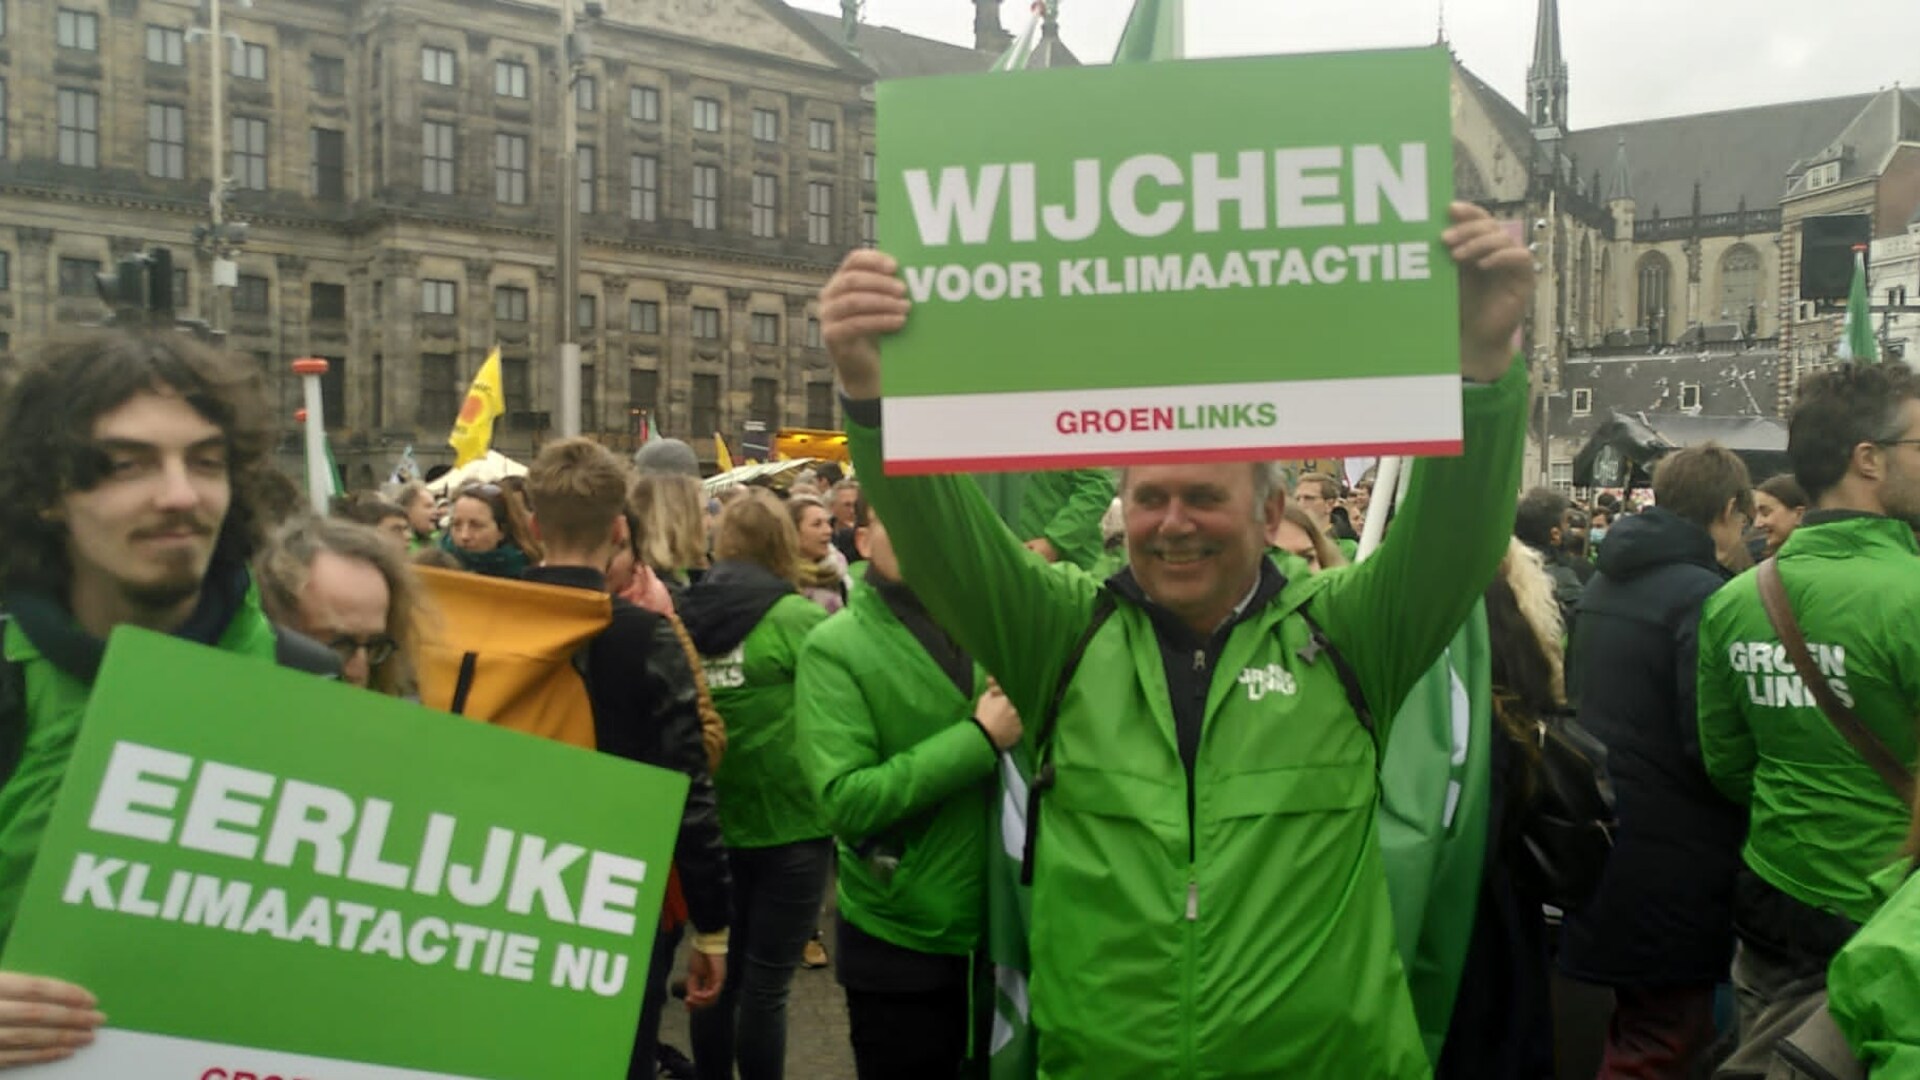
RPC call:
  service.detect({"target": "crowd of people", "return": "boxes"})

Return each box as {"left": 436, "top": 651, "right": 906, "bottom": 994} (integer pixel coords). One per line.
{"left": 0, "top": 197, "right": 1916, "bottom": 1080}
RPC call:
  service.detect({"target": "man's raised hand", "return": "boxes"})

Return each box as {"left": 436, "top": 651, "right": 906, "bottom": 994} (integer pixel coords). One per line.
{"left": 819, "top": 249, "right": 910, "bottom": 401}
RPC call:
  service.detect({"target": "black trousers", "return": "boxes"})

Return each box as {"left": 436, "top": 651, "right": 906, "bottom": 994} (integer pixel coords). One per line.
{"left": 836, "top": 914, "right": 981, "bottom": 1080}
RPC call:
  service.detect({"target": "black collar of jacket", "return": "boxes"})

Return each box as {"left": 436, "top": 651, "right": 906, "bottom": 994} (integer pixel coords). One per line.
{"left": 1103, "top": 555, "right": 1289, "bottom": 817}
{"left": 865, "top": 564, "right": 973, "bottom": 698}
{"left": 1801, "top": 508, "right": 1887, "bottom": 528}
{"left": 521, "top": 565, "right": 608, "bottom": 594}
{"left": 3, "top": 559, "right": 252, "bottom": 685}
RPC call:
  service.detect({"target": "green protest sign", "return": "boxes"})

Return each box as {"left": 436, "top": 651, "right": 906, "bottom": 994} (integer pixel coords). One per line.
{"left": 876, "top": 47, "right": 1461, "bottom": 474}
{"left": 2, "top": 630, "right": 686, "bottom": 1080}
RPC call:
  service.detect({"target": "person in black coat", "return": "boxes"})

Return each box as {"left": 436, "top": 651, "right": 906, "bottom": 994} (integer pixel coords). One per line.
{"left": 1559, "top": 444, "right": 1755, "bottom": 1079}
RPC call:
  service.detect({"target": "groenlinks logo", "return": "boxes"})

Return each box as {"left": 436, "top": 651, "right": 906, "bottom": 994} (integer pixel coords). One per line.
{"left": 1239, "top": 664, "right": 1298, "bottom": 701}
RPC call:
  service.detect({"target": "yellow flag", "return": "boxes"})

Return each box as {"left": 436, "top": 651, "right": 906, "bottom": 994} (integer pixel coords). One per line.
{"left": 714, "top": 433, "right": 734, "bottom": 473}
{"left": 448, "top": 348, "right": 506, "bottom": 466}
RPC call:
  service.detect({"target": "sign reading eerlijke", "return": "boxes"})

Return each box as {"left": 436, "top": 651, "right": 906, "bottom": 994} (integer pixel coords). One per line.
{"left": 877, "top": 48, "right": 1461, "bottom": 474}
{"left": 2, "top": 631, "right": 687, "bottom": 1080}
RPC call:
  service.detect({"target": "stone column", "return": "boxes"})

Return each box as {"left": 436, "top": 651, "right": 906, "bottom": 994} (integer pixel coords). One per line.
{"left": 666, "top": 280, "right": 694, "bottom": 437}
{"left": 726, "top": 287, "right": 753, "bottom": 436}
{"left": 464, "top": 257, "right": 495, "bottom": 379}
{"left": 602, "top": 274, "right": 631, "bottom": 432}
{"left": 14, "top": 227, "right": 55, "bottom": 344}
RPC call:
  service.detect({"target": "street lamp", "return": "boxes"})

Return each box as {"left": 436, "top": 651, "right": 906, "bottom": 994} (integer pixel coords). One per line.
{"left": 555, "top": 2, "right": 604, "bottom": 438}
{"left": 185, "top": 0, "right": 252, "bottom": 334}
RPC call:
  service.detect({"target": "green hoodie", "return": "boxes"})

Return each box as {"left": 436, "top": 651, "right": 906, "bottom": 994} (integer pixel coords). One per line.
{"left": 681, "top": 565, "right": 831, "bottom": 850}
{"left": 1697, "top": 516, "right": 1920, "bottom": 924}
{"left": 851, "top": 359, "right": 1528, "bottom": 1078}
{"left": 797, "top": 575, "right": 994, "bottom": 956}
{"left": 0, "top": 574, "right": 279, "bottom": 949}
{"left": 1829, "top": 860, "right": 1920, "bottom": 1077}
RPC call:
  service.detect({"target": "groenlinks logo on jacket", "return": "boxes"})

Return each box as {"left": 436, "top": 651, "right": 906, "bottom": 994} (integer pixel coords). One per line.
{"left": 1239, "top": 664, "right": 1298, "bottom": 702}
{"left": 703, "top": 647, "right": 746, "bottom": 690}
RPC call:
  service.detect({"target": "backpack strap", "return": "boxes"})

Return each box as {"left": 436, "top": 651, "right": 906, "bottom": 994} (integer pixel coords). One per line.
{"left": 1756, "top": 558, "right": 1914, "bottom": 803}
{"left": 0, "top": 615, "right": 22, "bottom": 793}
{"left": 1295, "top": 602, "right": 1376, "bottom": 737}
{"left": 1020, "top": 589, "right": 1118, "bottom": 886}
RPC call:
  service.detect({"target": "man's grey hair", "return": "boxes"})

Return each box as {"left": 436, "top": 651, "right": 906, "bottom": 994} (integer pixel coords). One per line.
{"left": 1118, "top": 462, "right": 1287, "bottom": 522}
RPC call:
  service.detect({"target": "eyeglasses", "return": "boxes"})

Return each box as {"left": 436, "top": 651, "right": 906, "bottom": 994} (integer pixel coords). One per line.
{"left": 1877, "top": 440, "right": 1920, "bottom": 450}
{"left": 325, "top": 634, "right": 397, "bottom": 668}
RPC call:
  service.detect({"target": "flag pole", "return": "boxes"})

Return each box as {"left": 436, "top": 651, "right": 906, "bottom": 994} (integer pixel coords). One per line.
{"left": 1356, "top": 456, "right": 1403, "bottom": 562}
{"left": 292, "top": 357, "right": 331, "bottom": 515}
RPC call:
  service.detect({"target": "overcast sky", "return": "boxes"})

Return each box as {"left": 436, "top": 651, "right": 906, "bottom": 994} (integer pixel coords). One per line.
{"left": 788, "top": 0, "right": 1920, "bottom": 128}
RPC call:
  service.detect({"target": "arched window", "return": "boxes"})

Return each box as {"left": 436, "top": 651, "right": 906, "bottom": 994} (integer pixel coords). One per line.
{"left": 1719, "top": 244, "right": 1763, "bottom": 331}
{"left": 1637, "top": 253, "right": 1672, "bottom": 344}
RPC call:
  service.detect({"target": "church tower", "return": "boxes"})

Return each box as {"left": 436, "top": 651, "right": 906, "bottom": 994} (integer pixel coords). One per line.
{"left": 973, "top": 0, "right": 1013, "bottom": 54}
{"left": 1527, "top": 0, "right": 1569, "bottom": 136}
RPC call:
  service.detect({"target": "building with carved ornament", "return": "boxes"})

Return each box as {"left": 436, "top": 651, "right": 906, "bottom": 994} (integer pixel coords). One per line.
{"left": 0, "top": 0, "right": 1910, "bottom": 485}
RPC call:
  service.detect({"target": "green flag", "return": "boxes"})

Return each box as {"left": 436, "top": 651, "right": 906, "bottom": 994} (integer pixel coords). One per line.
{"left": 1113, "top": 0, "right": 1185, "bottom": 64}
{"left": 984, "top": 9, "right": 1189, "bottom": 1077}
{"left": 1839, "top": 247, "right": 1879, "bottom": 363}
{"left": 1377, "top": 604, "right": 1493, "bottom": 1063}
{"left": 990, "top": 2, "right": 1044, "bottom": 72}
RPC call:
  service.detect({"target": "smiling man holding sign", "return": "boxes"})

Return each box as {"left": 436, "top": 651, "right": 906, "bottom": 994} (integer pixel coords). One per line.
{"left": 821, "top": 45, "right": 1533, "bottom": 1078}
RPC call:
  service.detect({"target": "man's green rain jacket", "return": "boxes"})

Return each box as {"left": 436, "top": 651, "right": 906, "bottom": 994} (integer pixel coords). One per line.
{"left": 975, "top": 470, "right": 1115, "bottom": 571}
{"left": 1830, "top": 861, "right": 1920, "bottom": 1078}
{"left": 797, "top": 575, "right": 993, "bottom": 956}
{"left": 1697, "top": 515, "right": 1920, "bottom": 925}
{"left": 850, "top": 359, "right": 1529, "bottom": 1078}
{"left": 0, "top": 571, "right": 279, "bottom": 950}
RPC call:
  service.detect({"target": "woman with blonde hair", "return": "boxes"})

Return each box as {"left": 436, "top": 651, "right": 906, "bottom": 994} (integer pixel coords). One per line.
{"left": 678, "top": 490, "right": 832, "bottom": 1080}
{"left": 1439, "top": 540, "right": 1565, "bottom": 1080}
{"left": 788, "top": 494, "right": 850, "bottom": 613}
{"left": 632, "top": 472, "right": 712, "bottom": 588}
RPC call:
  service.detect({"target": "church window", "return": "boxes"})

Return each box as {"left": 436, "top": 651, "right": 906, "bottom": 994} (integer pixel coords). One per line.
{"left": 1718, "top": 245, "right": 1763, "bottom": 327}
{"left": 1637, "top": 253, "right": 1671, "bottom": 344}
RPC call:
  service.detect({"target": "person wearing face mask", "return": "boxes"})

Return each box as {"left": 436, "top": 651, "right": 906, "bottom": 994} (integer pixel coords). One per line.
{"left": 1700, "top": 363, "right": 1920, "bottom": 1077}
{"left": 440, "top": 482, "right": 533, "bottom": 578}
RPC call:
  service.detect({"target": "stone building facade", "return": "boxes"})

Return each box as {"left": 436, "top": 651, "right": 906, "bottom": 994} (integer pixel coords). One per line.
{"left": 0, "top": 0, "right": 1004, "bottom": 482}
{"left": 1452, "top": 0, "right": 1920, "bottom": 486}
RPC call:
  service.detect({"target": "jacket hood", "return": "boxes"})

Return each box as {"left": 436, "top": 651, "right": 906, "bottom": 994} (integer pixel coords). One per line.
{"left": 679, "top": 560, "right": 796, "bottom": 655}
{"left": 1595, "top": 507, "right": 1722, "bottom": 580}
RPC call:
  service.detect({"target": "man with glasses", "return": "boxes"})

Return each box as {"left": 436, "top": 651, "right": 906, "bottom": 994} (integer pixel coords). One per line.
{"left": 257, "top": 516, "right": 421, "bottom": 696}
{"left": 1698, "top": 361, "right": 1920, "bottom": 1076}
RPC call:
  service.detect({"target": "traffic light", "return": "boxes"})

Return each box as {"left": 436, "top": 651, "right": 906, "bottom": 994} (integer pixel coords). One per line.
{"left": 95, "top": 248, "right": 175, "bottom": 324}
